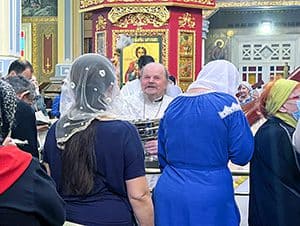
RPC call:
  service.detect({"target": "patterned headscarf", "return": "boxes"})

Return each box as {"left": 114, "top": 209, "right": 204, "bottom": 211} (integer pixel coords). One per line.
{"left": 56, "top": 54, "right": 126, "bottom": 149}
{"left": 0, "top": 80, "right": 17, "bottom": 142}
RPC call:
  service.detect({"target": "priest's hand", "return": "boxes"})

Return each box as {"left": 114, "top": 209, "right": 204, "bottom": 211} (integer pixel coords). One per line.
{"left": 144, "top": 140, "right": 158, "bottom": 155}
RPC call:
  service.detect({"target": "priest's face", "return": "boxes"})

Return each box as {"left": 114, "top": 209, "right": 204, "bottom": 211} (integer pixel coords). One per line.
{"left": 140, "top": 63, "right": 168, "bottom": 100}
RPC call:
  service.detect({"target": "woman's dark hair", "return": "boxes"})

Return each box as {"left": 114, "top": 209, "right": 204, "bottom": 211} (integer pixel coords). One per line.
{"left": 61, "top": 120, "right": 97, "bottom": 195}
{"left": 137, "top": 55, "right": 154, "bottom": 70}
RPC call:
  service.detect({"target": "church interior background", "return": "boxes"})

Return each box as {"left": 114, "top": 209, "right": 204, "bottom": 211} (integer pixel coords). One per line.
{"left": 1, "top": 2, "right": 299, "bottom": 225}
{"left": 0, "top": 0, "right": 300, "bottom": 94}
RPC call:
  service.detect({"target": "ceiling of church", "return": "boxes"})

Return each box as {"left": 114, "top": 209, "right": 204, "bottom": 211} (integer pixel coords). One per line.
{"left": 209, "top": 6, "right": 300, "bottom": 29}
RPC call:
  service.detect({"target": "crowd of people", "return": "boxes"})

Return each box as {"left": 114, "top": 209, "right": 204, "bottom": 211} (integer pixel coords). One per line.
{"left": 0, "top": 54, "right": 300, "bottom": 226}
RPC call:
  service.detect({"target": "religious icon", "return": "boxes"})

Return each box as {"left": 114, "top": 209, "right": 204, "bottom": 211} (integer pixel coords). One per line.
{"left": 210, "top": 39, "right": 226, "bottom": 60}
{"left": 178, "top": 31, "right": 194, "bottom": 80}
{"left": 125, "top": 46, "right": 147, "bottom": 82}
{"left": 179, "top": 34, "right": 193, "bottom": 56}
{"left": 121, "top": 36, "right": 161, "bottom": 84}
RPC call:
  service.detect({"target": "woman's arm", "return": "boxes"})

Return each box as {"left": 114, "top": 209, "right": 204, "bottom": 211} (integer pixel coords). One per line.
{"left": 126, "top": 176, "right": 154, "bottom": 226}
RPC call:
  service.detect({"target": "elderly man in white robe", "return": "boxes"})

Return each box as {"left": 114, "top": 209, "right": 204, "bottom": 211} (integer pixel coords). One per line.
{"left": 125, "top": 62, "right": 173, "bottom": 156}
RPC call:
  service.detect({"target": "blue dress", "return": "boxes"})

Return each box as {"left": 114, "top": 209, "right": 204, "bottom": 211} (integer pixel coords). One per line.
{"left": 44, "top": 120, "right": 145, "bottom": 226}
{"left": 153, "top": 92, "right": 254, "bottom": 226}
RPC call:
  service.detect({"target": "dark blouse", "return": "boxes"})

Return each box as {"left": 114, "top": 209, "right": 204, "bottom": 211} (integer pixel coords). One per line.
{"left": 44, "top": 120, "right": 145, "bottom": 226}
{"left": 0, "top": 158, "right": 66, "bottom": 226}
{"left": 249, "top": 117, "right": 300, "bottom": 226}
{"left": 12, "top": 100, "right": 39, "bottom": 158}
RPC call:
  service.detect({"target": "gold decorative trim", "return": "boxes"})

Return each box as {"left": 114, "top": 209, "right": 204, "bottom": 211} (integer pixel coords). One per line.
{"left": 80, "top": 0, "right": 104, "bottom": 9}
{"left": 108, "top": 6, "right": 169, "bottom": 25}
{"left": 114, "top": 13, "right": 168, "bottom": 28}
{"left": 112, "top": 29, "right": 169, "bottom": 68}
{"left": 79, "top": 2, "right": 215, "bottom": 13}
{"left": 96, "top": 15, "right": 107, "bottom": 31}
{"left": 32, "top": 23, "right": 38, "bottom": 75}
{"left": 178, "top": 13, "right": 196, "bottom": 28}
{"left": 106, "top": 0, "right": 213, "bottom": 3}
{"left": 22, "top": 17, "right": 57, "bottom": 23}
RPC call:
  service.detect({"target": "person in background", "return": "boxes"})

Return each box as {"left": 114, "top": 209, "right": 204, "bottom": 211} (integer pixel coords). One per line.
{"left": 43, "top": 54, "right": 154, "bottom": 226}
{"left": 166, "top": 75, "right": 182, "bottom": 98}
{"left": 249, "top": 78, "right": 300, "bottom": 226}
{"left": 237, "top": 81, "right": 255, "bottom": 105}
{"left": 7, "top": 59, "right": 48, "bottom": 117}
{"left": 0, "top": 79, "right": 65, "bottom": 226}
{"left": 51, "top": 93, "right": 61, "bottom": 118}
{"left": 153, "top": 60, "right": 254, "bottom": 226}
{"left": 6, "top": 75, "right": 39, "bottom": 158}
{"left": 7, "top": 59, "right": 28, "bottom": 78}
{"left": 121, "top": 55, "right": 155, "bottom": 97}
{"left": 31, "top": 75, "right": 48, "bottom": 117}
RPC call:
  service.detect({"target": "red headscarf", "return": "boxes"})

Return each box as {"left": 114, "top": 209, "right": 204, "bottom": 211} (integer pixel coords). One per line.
{"left": 0, "top": 145, "right": 32, "bottom": 194}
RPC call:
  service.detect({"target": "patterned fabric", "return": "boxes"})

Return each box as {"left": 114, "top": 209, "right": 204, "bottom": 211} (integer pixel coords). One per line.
{"left": 56, "top": 54, "right": 125, "bottom": 149}
{"left": 0, "top": 80, "right": 16, "bottom": 141}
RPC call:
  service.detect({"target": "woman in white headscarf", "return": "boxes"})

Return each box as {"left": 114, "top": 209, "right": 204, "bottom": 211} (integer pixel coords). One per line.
{"left": 237, "top": 81, "right": 255, "bottom": 105}
{"left": 153, "top": 60, "right": 254, "bottom": 226}
{"left": 43, "top": 54, "right": 154, "bottom": 226}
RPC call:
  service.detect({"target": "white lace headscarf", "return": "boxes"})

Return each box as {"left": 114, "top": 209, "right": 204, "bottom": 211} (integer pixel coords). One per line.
{"left": 56, "top": 54, "right": 127, "bottom": 149}
{"left": 187, "top": 60, "right": 241, "bottom": 97}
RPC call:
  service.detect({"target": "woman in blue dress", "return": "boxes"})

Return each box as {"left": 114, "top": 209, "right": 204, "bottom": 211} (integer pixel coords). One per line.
{"left": 153, "top": 60, "right": 254, "bottom": 226}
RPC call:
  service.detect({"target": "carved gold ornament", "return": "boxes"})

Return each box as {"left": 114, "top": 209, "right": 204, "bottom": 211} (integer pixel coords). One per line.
{"left": 80, "top": 0, "right": 104, "bottom": 9}
{"left": 108, "top": 6, "right": 169, "bottom": 27}
{"left": 106, "top": 0, "right": 214, "bottom": 5}
{"left": 115, "top": 13, "right": 167, "bottom": 28}
{"left": 178, "top": 13, "right": 195, "bottom": 28}
{"left": 96, "top": 15, "right": 107, "bottom": 31}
